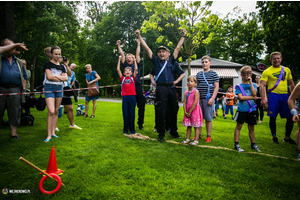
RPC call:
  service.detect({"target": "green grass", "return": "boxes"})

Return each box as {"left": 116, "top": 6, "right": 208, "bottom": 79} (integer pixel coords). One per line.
{"left": 0, "top": 99, "right": 299, "bottom": 199}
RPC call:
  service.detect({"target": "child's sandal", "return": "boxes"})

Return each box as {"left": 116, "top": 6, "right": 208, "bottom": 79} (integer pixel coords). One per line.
{"left": 189, "top": 141, "right": 199, "bottom": 145}
{"left": 181, "top": 139, "right": 190, "bottom": 144}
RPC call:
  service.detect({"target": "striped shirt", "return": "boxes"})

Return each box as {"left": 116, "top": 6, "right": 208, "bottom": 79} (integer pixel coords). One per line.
{"left": 196, "top": 70, "right": 219, "bottom": 99}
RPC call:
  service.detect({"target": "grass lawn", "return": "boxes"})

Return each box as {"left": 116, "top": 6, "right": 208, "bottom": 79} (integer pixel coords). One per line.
{"left": 0, "top": 98, "right": 299, "bottom": 199}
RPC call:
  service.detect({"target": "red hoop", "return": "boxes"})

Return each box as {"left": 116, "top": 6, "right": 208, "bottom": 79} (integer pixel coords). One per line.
{"left": 39, "top": 173, "right": 62, "bottom": 195}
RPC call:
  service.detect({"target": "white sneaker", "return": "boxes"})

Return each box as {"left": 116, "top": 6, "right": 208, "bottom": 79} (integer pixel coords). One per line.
{"left": 234, "top": 144, "right": 244, "bottom": 152}
{"left": 55, "top": 127, "right": 59, "bottom": 131}
{"left": 69, "top": 125, "right": 82, "bottom": 130}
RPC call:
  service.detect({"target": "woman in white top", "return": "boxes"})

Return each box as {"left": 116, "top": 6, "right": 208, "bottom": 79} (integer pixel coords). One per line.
{"left": 43, "top": 46, "right": 68, "bottom": 142}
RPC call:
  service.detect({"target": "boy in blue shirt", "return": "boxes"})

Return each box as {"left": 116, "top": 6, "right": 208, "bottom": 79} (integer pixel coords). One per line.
{"left": 234, "top": 66, "right": 260, "bottom": 152}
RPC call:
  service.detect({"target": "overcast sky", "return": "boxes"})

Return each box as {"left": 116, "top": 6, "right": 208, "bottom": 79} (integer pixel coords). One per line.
{"left": 210, "top": 1, "right": 258, "bottom": 17}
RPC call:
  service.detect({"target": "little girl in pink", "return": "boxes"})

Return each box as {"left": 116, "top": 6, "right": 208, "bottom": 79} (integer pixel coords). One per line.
{"left": 182, "top": 76, "right": 203, "bottom": 145}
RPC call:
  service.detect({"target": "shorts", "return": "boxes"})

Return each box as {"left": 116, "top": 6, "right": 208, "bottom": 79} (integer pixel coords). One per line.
{"left": 234, "top": 111, "right": 257, "bottom": 125}
{"left": 225, "top": 105, "right": 234, "bottom": 115}
{"left": 199, "top": 98, "right": 214, "bottom": 121}
{"left": 268, "top": 92, "right": 292, "bottom": 118}
{"left": 0, "top": 86, "right": 21, "bottom": 126}
{"left": 61, "top": 97, "right": 72, "bottom": 105}
{"left": 44, "top": 84, "right": 63, "bottom": 99}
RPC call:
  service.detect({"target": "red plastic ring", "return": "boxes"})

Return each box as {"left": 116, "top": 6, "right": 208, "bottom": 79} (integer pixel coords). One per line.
{"left": 39, "top": 173, "right": 62, "bottom": 195}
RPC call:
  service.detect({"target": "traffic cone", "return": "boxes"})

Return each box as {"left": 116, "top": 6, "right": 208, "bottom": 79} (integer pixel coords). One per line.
{"left": 42, "top": 146, "right": 63, "bottom": 175}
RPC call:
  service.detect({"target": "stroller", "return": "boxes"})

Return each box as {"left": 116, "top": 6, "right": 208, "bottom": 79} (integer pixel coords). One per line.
{"left": 20, "top": 85, "right": 45, "bottom": 126}
{"left": 76, "top": 104, "right": 85, "bottom": 116}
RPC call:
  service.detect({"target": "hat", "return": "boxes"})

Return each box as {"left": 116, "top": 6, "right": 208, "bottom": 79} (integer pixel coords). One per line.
{"left": 156, "top": 45, "right": 170, "bottom": 53}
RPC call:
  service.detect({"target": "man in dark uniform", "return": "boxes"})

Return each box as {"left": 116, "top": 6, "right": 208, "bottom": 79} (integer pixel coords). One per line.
{"left": 117, "top": 39, "right": 146, "bottom": 130}
{"left": 0, "top": 39, "right": 28, "bottom": 139}
{"left": 135, "top": 29, "right": 186, "bottom": 142}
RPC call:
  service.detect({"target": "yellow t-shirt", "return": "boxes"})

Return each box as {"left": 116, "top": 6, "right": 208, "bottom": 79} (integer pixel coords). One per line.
{"left": 260, "top": 65, "right": 292, "bottom": 94}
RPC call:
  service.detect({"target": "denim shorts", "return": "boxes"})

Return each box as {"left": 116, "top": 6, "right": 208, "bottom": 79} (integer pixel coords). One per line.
{"left": 44, "top": 84, "right": 63, "bottom": 99}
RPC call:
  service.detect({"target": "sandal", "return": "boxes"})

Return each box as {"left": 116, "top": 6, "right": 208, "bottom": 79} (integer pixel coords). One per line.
{"left": 90, "top": 115, "right": 95, "bottom": 118}
{"left": 181, "top": 139, "right": 190, "bottom": 144}
{"left": 189, "top": 141, "right": 199, "bottom": 145}
{"left": 83, "top": 115, "right": 88, "bottom": 118}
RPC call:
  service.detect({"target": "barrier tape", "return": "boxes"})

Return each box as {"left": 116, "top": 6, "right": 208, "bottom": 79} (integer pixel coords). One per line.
{"left": 0, "top": 84, "right": 264, "bottom": 99}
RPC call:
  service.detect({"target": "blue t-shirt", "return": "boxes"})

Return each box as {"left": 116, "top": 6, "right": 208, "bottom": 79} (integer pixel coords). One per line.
{"left": 67, "top": 71, "right": 76, "bottom": 87}
{"left": 85, "top": 71, "right": 98, "bottom": 87}
{"left": 235, "top": 83, "right": 257, "bottom": 112}
{"left": 150, "top": 54, "right": 184, "bottom": 83}
{"left": 1, "top": 55, "right": 28, "bottom": 85}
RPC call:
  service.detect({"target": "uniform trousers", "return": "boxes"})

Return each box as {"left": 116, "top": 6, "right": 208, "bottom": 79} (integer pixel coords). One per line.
{"left": 155, "top": 85, "right": 179, "bottom": 138}
{"left": 122, "top": 95, "right": 136, "bottom": 133}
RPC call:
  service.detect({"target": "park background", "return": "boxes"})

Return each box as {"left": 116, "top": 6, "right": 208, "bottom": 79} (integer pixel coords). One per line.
{"left": 1, "top": 1, "right": 300, "bottom": 199}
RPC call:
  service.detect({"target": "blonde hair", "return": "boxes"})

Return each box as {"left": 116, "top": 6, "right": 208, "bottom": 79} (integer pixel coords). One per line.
{"left": 270, "top": 51, "right": 282, "bottom": 59}
{"left": 187, "top": 75, "right": 197, "bottom": 83}
{"left": 240, "top": 65, "right": 252, "bottom": 74}
{"left": 201, "top": 55, "right": 211, "bottom": 62}
{"left": 126, "top": 53, "right": 135, "bottom": 60}
{"left": 85, "top": 64, "right": 92, "bottom": 68}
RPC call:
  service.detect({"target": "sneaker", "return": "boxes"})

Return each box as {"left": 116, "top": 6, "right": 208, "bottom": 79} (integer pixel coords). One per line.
{"left": 55, "top": 127, "right": 59, "bottom": 131}
{"left": 283, "top": 138, "right": 297, "bottom": 145}
{"left": 297, "top": 152, "right": 300, "bottom": 160}
{"left": 213, "top": 117, "right": 216, "bottom": 119}
{"left": 232, "top": 117, "right": 234, "bottom": 120}
{"left": 206, "top": 136, "right": 212, "bottom": 143}
{"left": 251, "top": 144, "right": 261, "bottom": 152}
{"left": 153, "top": 129, "right": 157, "bottom": 132}
{"left": 69, "top": 125, "right": 82, "bottom": 130}
{"left": 224, "top": 117, "right": 227, "bottom": 119}
{"left": 234, "top": 144, "right": 244, "bottom": 152}
{"left": 272, "top": 136, "right": 279, "bottom": 144}
{"left": 157, "top": 137, "right": 165, "bottom": 142}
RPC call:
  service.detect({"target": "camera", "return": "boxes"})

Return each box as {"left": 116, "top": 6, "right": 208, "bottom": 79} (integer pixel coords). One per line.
{"left": 61, "top": 56, "right": 68, "bottom": 62}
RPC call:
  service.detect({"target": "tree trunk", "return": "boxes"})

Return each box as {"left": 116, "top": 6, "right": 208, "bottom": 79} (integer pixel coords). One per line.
{"left": 188, "top": 56, "right": 191, "bottom": 76}
{"left": 4, "top": 1, "right": 16, "bottom": 41}
{"left": 31, "top": 45, "right": 39, "bottom": 91}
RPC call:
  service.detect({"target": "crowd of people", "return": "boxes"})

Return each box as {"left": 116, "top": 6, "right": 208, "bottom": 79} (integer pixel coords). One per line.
{"left": 1, "top": 33, "right": 300, "bottom": 159}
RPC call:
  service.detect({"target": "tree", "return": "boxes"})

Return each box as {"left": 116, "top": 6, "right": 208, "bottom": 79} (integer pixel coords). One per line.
{"left": 141, "top": 1, "right": 219, "bottom": 76}
{"left": 257, "top": 1, "right": 300, "bottom": 80}
{"left": 206, "top": 10, "right": 264, "bottom": 66}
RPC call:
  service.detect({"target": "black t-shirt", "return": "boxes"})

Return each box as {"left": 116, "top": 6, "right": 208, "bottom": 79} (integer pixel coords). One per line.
{"left": 43, "top": 61, "right": 66, "bottom": 74}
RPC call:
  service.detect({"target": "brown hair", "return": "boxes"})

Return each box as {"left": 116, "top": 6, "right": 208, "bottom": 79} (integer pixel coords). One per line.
{"left": 123, "top": 67, "right": 132, "bottom": 73}
{"left": 51, "top": 46, "right": 61, "bottom": 54}
{"left": 1, "top": 38, "right": 13, "bottom": 46}
{"left": 240, "top": 65, "right": 252, "bottom": 74}
{"left": 201, "top": 55, "right": 211, "bottom": 62}
{"left": 270, "top": 51, "right": 282, "bottom": 59}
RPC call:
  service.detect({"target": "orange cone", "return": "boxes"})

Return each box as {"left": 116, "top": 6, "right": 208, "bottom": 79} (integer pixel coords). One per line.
{"left": 42, "top": 146, "right": 63, "bottom": 175}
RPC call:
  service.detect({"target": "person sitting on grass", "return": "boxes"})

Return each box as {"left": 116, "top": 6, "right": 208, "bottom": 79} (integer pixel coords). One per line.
{"left": 287, "top": 81, "right": 300, "bottom": 160}
{"left": 224, "top": 85, "right": 235, "bottom": 120}
{"left": 117, "top": 56, "right": 137, "bottom": 134}
{"left": 233, "top": 66, "right": 260, "bottom": 152}
{"left": 181, "top": 76, "right": 203, "bottom": 145}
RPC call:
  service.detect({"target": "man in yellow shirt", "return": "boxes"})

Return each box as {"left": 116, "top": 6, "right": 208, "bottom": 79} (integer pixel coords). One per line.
{"left": 260, "top": 51, "right": 295, "bottom": 144}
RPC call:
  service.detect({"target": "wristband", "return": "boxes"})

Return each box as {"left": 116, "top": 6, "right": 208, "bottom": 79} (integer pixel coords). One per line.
{"left": 290, "top": 108, "right": 297, "bottom": 116}
{"left": 182, "top": 35, "right": 186, "bottom": 38}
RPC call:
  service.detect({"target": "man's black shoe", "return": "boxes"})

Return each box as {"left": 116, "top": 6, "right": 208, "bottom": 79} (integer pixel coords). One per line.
{"left": 283, "top": 138, "right": 297, "bottom": 145}
{"left": 139, "top": 125, "right": 143, "bottom": 130}
{"left": 272, "top": 136, "right": 279, "bottom": 144}
{"left": 173, "top": 134, "right": 182, "bottom": 139}
{"left": 157, "top": 137, "right": 165, "bottom": 142}
{"left": 10, "top": 135, "right": 20, "bottom": 139}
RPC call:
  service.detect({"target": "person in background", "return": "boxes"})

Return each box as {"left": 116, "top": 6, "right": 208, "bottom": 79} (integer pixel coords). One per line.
{"left": 224, "top": 86, "right": 235, "bottom": 120}
{"left": 0, "top": 39, "right": 28, "bottom": 139}
{"left": 255, "top": 75, "right": 264, "bottom": 123}
{"left": 84, "top": 64, "right": 101, "bottom": 118}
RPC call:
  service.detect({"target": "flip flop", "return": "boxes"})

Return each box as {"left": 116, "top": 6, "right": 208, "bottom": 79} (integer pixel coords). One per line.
{"left": 90, "top": 115, "right": 95, "bottom": 118}
{"left": 83, "top": 115, "right": 88, "bottom": 118}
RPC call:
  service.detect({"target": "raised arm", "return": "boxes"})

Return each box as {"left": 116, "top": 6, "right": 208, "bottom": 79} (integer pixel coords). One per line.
{"left": 0, "top": 43, "right": 28, "bottom": 55}
{"left": 116, "top": 40, "right": 125, "bottom": 64}
{"left": 135, "top": 30, "right": 153, "bottom": 59}
{"left": 133, "top": 59, "right": 138, "bottom": 78}
{"left": 117, "top": 56, "right": 122, "bottom": 78}
{"left": 136, "top": 39, "right": 141, "bottom": 63}
{"left": 173, "top": 29, "right": 186, "bottom": 60}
